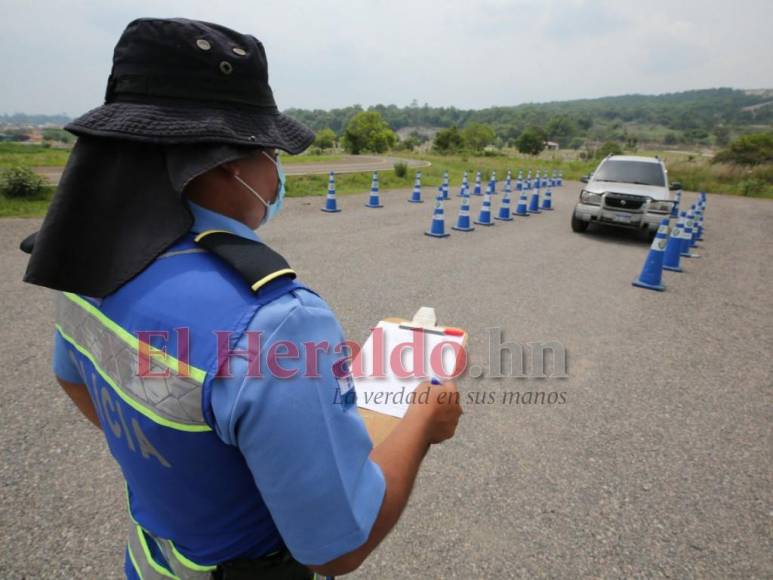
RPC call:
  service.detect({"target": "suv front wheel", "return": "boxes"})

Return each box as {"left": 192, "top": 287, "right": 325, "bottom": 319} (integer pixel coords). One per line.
{"left": 571, "top": 211, "right": 589, "bottom": 233}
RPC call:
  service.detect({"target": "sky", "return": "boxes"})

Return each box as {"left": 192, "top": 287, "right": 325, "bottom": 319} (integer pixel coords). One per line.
{"left": 1, "top": 0, "right": 771, "bottom": 116}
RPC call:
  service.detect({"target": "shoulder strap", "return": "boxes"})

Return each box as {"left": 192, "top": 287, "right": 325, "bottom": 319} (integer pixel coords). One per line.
{"left": 193, "top": 229, "right": 296, "bottom": 292}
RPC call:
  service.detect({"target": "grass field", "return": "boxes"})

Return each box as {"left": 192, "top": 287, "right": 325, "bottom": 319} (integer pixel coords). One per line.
{"left": 1, "top": 144, "right": 770, "bottom": 217}
{"left": 0, "top": 186, "right": 55, "bottom": 217}
{"left": 0, "top": 143, "right": 71, "bottom": 168}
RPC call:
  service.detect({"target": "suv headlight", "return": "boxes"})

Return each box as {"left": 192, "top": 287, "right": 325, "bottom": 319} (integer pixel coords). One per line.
{"left": 580, "top": 190, "right": 602, "bottom": 205}
{"left": 648, "top": 200, "right": 674, "bottom": 213}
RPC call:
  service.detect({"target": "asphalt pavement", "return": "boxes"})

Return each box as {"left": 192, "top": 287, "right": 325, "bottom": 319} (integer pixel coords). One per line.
{"left": 1, "top": 182, "right": 771, "bottom": 579}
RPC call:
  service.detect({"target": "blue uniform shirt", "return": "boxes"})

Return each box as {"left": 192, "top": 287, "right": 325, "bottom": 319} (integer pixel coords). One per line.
{"left": 53, "top": 201, "right": 386, "bottom": 565}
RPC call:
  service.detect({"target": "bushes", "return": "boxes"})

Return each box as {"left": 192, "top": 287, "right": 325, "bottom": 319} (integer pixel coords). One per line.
{"left": 313, "top": 128, "right": 337, "bottom": 150}
{"left": 393, "top": 161, "right": 408, "bottom": 178}
{"left": 341, "top": 112, "right": 396, "bottom": 154}
{"left": 738, "top": 178, "right": 769, "bottom": 197}
{"left": 433, "top": 126, "right": 464, "bottom": 154}
{"left": 713, "top": 132, "right": 773, "bottom": 165}
{"left": 1, "top": 165, "right": 45, "bottom": 199}
{"left": 595, "top": 141, "right": 624, "bottom": 159}
{"left": 667, "top": 160, "right": 773, "bottom": 198}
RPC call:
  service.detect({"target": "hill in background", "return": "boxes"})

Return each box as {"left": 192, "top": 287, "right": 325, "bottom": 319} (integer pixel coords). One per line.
{"left": 2, "top": 88, "right": 772, "bottom": 150}
{"left": 286, "top": 88, "right": 773, "bottom": 149}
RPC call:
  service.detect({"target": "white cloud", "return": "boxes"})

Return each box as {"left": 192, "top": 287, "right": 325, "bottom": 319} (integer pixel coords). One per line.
{"left": 0, "top": 0, "right": 771, "bottom": 115}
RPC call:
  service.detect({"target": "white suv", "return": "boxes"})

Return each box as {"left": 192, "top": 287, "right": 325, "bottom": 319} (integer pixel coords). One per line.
{"left": 571, "top": 155, "right": 680, "bottom": 239}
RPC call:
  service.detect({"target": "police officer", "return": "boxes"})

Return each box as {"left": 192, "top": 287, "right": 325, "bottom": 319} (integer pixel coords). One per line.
{"left": 21, "top": 18, "right": 462, "bottom": 579}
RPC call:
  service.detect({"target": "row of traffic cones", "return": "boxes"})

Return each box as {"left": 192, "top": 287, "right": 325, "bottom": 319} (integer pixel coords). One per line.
{"left": 632, "top": 193, "right": 708, "bottom": 291}
{"left": 425, "top": 177, "right": 559, "bottom": 237}
{"left": 322, "top": 168, "right": 564, "bottom": 212}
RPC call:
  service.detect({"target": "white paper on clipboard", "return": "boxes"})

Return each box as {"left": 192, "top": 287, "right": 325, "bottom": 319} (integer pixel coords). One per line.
{"left": 352, "top": 320, "right": 465, "bottom": 419}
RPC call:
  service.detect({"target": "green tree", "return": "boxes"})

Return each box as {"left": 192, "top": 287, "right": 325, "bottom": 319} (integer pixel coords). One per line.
{"left": 341, "top": 112, "right": 396, "bottom": 154}
{"left": 515, "top": 127, "right": 547, "bottom": 155}
{"left": 713, "top": 126, "right": 731, "bottom": 147}
{"left": 545, "top": 115, "right": 577, "bottom": 144}
{"left": 313, "top": 128, "right": 337, "bottom": 150}
{"left": 713, "top": 132, "right": 773, "bottom": 165}
{"left": 461, "top": 123, "right": 495, "bottom": 152}
{"left": 433, "top": 126, "right": 464, "bottom": 154}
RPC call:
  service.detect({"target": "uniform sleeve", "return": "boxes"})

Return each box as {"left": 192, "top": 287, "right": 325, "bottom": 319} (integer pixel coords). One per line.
{"left": 210, "top": 291, "right": 386, "bottom": 566}
{"left": 52, "top": 328, "right": 84, "bottom": 383}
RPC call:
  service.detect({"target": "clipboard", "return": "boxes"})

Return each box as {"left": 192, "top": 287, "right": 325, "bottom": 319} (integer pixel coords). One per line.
{"left": 354, "top": 307, "right": 468, "bottom": 446}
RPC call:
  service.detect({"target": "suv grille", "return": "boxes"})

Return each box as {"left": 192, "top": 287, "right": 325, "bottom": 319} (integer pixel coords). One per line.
{"left": 604, "top": 193, "right": 646, "bottom": 211}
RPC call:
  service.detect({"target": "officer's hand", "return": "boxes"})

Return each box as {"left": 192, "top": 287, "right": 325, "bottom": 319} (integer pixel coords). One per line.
{"left": 407, "top": 381, "right": 462, "bottom": 445}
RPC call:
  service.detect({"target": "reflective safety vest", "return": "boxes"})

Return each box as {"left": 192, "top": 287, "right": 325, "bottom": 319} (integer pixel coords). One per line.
{"left": 55, "top": 230, "right": 308, "bottom": 577}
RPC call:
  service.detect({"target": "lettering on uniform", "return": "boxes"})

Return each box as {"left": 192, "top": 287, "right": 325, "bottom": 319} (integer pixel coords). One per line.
{"left": 131, "top": 418, "right": 171, "bottom": 468}
{"left": 98, "top": 386, "right": 171, "bottom": 468}
{"left": 101, "top": 386, "right": 122, "bottom": 437}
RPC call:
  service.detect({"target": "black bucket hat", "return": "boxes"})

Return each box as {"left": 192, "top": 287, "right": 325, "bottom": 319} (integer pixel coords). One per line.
{"left": 66, "top": 17, "right": 314, "bottom": 154}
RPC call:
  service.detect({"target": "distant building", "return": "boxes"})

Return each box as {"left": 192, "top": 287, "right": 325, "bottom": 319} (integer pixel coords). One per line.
{"left": 545, "top": 141, "right": 560, "bottom": 150}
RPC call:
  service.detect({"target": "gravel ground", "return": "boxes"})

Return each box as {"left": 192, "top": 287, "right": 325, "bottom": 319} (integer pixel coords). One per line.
{"left": 1, "top": 182, "right": 771, "bottom": 579}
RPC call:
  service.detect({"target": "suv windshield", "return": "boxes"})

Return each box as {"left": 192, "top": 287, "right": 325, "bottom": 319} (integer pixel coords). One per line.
{"left": 593, "top": 160, "right": 665, "bottom": 186}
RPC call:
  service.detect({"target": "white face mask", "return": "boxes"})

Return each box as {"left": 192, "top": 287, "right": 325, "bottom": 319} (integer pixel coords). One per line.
{"left": 232, "top": 150, "right": 286, "bottom": 226}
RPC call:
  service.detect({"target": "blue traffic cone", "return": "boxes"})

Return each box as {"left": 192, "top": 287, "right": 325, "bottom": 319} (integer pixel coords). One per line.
{"left": 534, "top": 169, "right": 541, "bottom": 190}
{"left": 541, "top": 183, "right": 554, "bottom": 210}
{"left": 489, "top": 171, "right": 497, "bottom": 195}
{"left": 632, "top": 218, "right": 670, "bottom": 291}
{"left": 688, "top": 205, "right": 701, "bottom": 248}
{"left": 696, "top": 205, "right": 705, "bottom": 241}
{"left": 680, "top": 211, "right": 699, "bottom": 258}
{"left": 365, "top": 172, "right": 383, "bottom": 208}
{"left": 408, "top": 171, "right": 423, "bottom": 203}
{"left": 425, "top": 198, "right": 450, "bottom": 238}
{"left": 528, "top": 180, "right": 542, "bottom": 214}
{"left": 504, "top": 170, "right": 512, "bottom": 195}
{"left": 695, "top": 197, "right": 706, "bottom": 240}
{"left": 495, "top": 185, "right": 513, "bottom": 221}
{"left": 473, "top": 171, "right": 483, "bottom": 196}
{"left": 671, "top": 188, "right": 681, "bottom": 217}
{"left": 557, "top": 170, "right": 563, "bottom": 187}
{"left": 452, "top": 194, "right": 475, "bottom": 232}
{"left": 514, "top": 185, "right": 530, "bottom": 217}
{"left": 458, "top": 171, "right": 469, "bottom": 197}
{"left": 552, "top": 169, "right": 558, "bottom": 188}
{"left": 475, "top": 187, "right": 495, "bottom": 226}
{"left": 662, "top": 217, "right": 685, "bottom": 273}
{"left": 441, "top": 171, "right": 450, "bottom": 200}
{"left": 321, "top": 171, "right": 341, "bottom": 213}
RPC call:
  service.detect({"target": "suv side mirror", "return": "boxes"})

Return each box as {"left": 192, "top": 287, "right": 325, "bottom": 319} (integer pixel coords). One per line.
{"left": 580, "top": 175, "right": 589, "bottom": 184}
{"left": 669, "top": 181, "right": 682, "bottom": 191}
